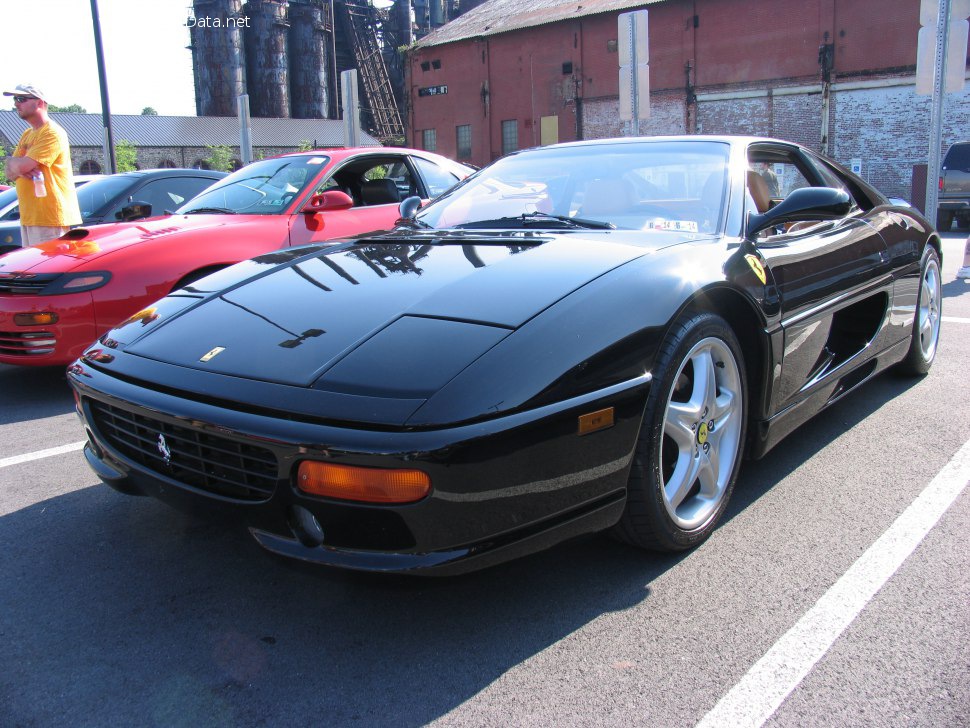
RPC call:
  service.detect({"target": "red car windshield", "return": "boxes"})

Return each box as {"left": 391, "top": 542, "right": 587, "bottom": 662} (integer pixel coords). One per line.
{"left": 178, "top": 155, "right": 330, "bottom": 215}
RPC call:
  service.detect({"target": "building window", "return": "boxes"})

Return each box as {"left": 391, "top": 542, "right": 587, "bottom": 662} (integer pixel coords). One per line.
{"left": 456, "top": 124, "right": 472, "bottom": 160}
{"left": 422, "top": 129, "right": 437, "bottom": 152}
{"left": 501, "top": 120, "right": 518, "bottom": 156}
{"left": 79, "top": 159, "right": 101, "bottom": 175}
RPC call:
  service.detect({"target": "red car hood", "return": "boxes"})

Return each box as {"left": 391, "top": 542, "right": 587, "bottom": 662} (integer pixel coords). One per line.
{"left": 0, "top": 214, "right": 275, "bottom": 274}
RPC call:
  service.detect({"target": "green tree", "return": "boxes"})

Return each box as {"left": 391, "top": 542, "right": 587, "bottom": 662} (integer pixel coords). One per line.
{"left": 49, "top": 103, "right": 86, "bottom": 113}
{"left": 204, "top": 144, "right": 234, "bottom": 172}
{"left": 0, "top": 142, "right": 9, "bottom": 186}
{"left": 115, "top": 140, "right": 138, "bottom": 172}
{"left": 297, "top": 139, "right": 313, "bottom": 152}
{"left": 141, "top": 107, "right": 158, "bottom": 116}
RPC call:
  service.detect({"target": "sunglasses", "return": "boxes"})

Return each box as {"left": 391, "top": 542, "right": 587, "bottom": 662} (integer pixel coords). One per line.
{"left": 13, "top": 95, "right": 37, "bottom": 103}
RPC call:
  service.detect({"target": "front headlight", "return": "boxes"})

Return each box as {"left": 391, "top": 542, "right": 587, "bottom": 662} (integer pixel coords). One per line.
{"left": 40, "top": 271, "right": 112, "bottom": 295}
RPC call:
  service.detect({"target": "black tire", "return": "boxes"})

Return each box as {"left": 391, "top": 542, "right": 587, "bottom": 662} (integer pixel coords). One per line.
{"left": 936, "top": 210, "right": 954, "bottom": 232}
{"left": 614, "top": 311, "right": 747, "bottom": 551}
{"left": 897, "top": 246, "right": 942, "bottom": 376}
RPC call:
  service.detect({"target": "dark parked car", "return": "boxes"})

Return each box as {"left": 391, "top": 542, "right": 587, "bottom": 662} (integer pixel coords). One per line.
{"left": 68, "top": 136, "right": 942, "bottom": 576}
{"left": 0, "top": 174, "right": 102, "bottom": 250}
{"left": 938, "top": 140, "right": 970, "bottom": 231}
{"left": 0, "top": 168, "right": 225, "bottom": 253}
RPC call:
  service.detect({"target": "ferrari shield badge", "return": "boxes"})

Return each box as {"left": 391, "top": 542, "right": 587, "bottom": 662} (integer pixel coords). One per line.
{"left": 744, "top": 254, "right": 767, "bottom": 284}
{"left": 200, "top": 346, "right": 226, "bottom": 362}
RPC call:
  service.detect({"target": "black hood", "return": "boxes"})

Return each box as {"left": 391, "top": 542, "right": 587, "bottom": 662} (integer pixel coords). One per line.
{"left": 122, "top": 232, "right": 692, "bottom": 389}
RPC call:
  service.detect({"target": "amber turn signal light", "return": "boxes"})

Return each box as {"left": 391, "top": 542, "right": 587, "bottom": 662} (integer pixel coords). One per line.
{"left": 578, "top": 407, "right": 614, "bottom": 435}
{"left": 14, "top": 312, "right": 59, "bottom": 326}
{"left": 297, "top": 461, "right": 431, "bottom": 504}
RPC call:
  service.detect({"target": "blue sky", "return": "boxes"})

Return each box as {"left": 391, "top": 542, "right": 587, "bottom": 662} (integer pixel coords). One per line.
{"left": 4, "top": 0, "right": 197, "bottom": 116}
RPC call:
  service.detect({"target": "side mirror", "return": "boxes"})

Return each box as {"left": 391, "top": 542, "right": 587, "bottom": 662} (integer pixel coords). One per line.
{"left": 746, "top": 187, "right": 851, "bottom": 238}
{"left": 397, "top": 195, "right": 423, "bottom": 224}
{"left": 302, "top": 190, "right": 354, "bottom": 214}
{"left": 118, "top": 201, "right": 152, "bottom": 221}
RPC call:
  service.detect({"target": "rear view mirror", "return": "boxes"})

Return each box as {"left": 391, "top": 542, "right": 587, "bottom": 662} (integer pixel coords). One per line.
{"left": 398, "top": 195, "right": 422, "bottom": 221}
{"left": 302, "top": 190, "right": 354, "bottom": 214}
{"left": 118, "top": 202, "right": 152, "bottom": 221}
{"left": 747, "top": 187, "right": 851, "bottom": 238}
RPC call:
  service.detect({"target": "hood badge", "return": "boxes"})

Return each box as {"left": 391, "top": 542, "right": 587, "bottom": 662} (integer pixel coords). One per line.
{"left": 157, "top": 434, "right": 172, "bottom": 465}
{"left": 200, "top": 346, "right": 226, "bottom": 362}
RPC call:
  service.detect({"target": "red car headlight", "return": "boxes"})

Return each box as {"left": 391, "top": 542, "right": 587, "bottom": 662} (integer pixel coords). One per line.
{"left": 39, "top": 271, "right": 112, "bottom": 295}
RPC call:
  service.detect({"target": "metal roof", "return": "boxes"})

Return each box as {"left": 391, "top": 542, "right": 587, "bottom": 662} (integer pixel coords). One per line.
{"left": 414, "top": 0, "right": 663, "bottom": 48}
{"left": 0, "top": 111, "right": 380, "bottom": 149}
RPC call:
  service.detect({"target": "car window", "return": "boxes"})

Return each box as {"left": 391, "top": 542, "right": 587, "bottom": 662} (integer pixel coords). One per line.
{"left": 318, "top": 156, "right": 416, "bottom": 207}
{"left": 179, "top": 155, "right": 328, "bottom": 215}
{"left": 112, "top": 176, "right": 218, "bottom": 219}
{"left": 412, "top": 156, "right": 461, "bottom": 198}
{"left": 77, "top": 175, "right": 137, "bottom": 218}
{"left": 943, "top": 143, "right": 970, "bottom": 170}
{"left": 0, "top": 188, "right": 20, "bottom": 221}
{"left": 417, "top": 140, "right": 731, "bottom": 233}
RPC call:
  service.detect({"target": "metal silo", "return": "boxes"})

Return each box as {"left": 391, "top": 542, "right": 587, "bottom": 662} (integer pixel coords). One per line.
{"left": 244, "top": 0, "right": 291, "bottom": 118}
{"left": 191, "top": 0, "right": 246, "bottom": 116}
{"left": 288, "top": 0, "right": 331, "bottom": 119}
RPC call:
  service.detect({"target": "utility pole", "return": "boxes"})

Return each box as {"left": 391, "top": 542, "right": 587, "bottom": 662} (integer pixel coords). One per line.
{"left": 90, "top": 0, "right": 116, "bottom": 174}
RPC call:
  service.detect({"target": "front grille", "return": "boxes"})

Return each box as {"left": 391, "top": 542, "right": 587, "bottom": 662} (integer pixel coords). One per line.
{"left": 0, "top": 274, "right": 60, "bottom": 295}
{"left": 0, "top": 330, "right": 56, "bottom": 355}
{"left": 89, "top": 399, "right": 280, "bottom": 501}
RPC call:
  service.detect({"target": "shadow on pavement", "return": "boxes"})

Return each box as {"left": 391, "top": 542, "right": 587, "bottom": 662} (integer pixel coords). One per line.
{"left": 0, "top": 364, "right": 75, "bottom": 424}
{"left": 0, "top": 363, "right": 928, "bottom": 726}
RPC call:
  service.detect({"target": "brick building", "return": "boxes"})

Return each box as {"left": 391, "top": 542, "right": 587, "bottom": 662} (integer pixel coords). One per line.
{"left": 407, "top": 0, "right": 970, "bottom": 200}
{"left": 0, "top": 112, "right": 378, "bottom": 174}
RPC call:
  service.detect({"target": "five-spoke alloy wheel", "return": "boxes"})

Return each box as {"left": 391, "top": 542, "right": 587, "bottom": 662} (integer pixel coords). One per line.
{"left": 615, "top": 311, "right": 747, "bottom": 551}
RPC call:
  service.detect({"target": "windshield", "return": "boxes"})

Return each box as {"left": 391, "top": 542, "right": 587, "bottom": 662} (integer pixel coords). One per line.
{"left": 178, "top": 155, "right": 329, "bottom": 215}
{"left": 417, "top": 140, "right": 731, "bottom": 234}
{"left": 0, "top": 188, "right": 19, "bottom": 218}
{"left": 76, "top": 175, "right": 138, "bottom": 218}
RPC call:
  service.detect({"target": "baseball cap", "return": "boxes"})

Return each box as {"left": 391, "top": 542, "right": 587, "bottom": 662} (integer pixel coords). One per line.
{"left": 2, "top": 83, "right": 47, "bottom": 102}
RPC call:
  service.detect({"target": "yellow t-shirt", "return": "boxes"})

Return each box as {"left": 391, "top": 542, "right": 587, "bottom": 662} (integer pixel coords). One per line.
{"left": 14, "top": 120, "right": 83, "bottom": 227}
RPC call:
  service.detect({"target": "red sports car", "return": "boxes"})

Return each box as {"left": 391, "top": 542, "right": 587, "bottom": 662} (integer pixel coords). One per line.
{"left": 0, "top": 147, "right": 473, "bottom": 366}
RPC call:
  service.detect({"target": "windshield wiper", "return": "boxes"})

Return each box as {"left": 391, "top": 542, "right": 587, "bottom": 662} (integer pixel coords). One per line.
{"left": 454, "top": 213, "right": 614, "bottom": 230}
{"left": 519, "top": 211, "right": 615, "bottom": 229}
{"left": 182, "top": 207, "right": 237, "bottom": 215}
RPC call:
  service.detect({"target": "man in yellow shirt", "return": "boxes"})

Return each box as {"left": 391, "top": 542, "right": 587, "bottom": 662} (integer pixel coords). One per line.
{"left": 3, "top": 83, "right": 82, "bottom": 246}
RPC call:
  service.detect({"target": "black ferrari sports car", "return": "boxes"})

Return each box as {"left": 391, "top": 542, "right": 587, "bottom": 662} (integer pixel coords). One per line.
{"left": 67, "top": 136, "right": 942, "bottom": 575}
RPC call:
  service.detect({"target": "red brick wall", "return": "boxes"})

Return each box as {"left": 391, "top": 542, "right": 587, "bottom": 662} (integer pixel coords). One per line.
{"left": 408, "top": 0, "right": 966, "bottom": 199}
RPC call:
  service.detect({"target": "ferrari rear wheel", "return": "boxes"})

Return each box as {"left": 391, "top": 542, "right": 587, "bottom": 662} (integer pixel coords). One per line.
{"left": 897, "top": 245, "right": 942, "bottom": 376}
{"left": 615, "top": 311, "right": 747, "bottom": 551}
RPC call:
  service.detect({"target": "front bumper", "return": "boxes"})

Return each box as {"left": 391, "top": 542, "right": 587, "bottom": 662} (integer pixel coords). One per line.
{"left": 0, "top": 293, "right": 97, "bottom": 366}
{"left": 70, "top": 358, "right": 650, "bottom": 575}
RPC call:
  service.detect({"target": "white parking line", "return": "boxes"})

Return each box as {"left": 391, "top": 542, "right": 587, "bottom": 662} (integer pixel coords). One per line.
{"left": 943, "top": 316, "right": 970, "bottom": 324}
{"left": 696, "top": 437, "right": 970, "bottom": 728}
{"left": 0, "top": 441, "right": 86, "bottom": 469}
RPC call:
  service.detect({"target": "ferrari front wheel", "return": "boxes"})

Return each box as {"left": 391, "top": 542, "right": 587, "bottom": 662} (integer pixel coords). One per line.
{"left": 897, "top": 245, "right": 941, "bottom": 376}
{"left": 615, "top": 311, "right": 747, "bottom": 551}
